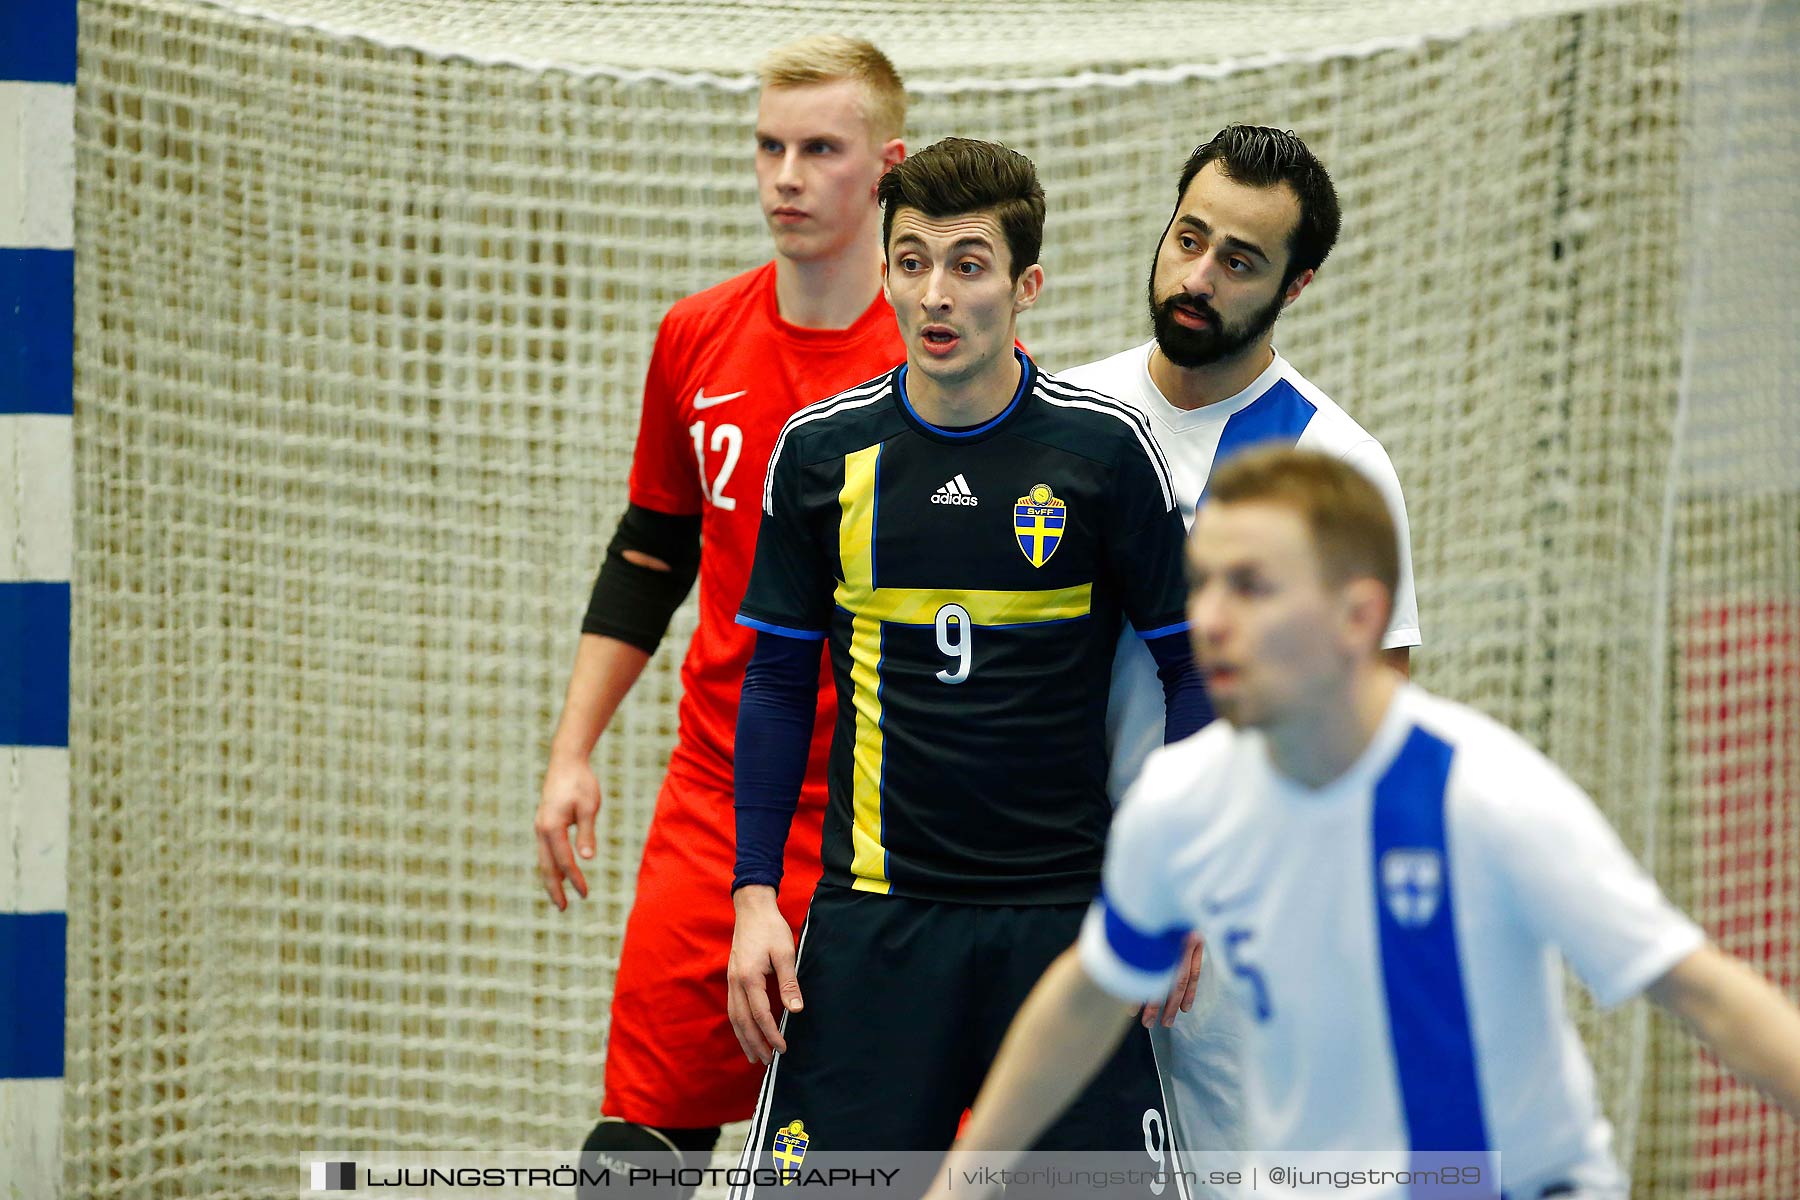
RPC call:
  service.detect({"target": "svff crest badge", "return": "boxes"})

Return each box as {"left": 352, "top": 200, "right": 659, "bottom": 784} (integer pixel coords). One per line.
{"left": 772, "top": 1119, "right": 811, "bottom": 1185}
{"left": 1014, "top": 483, "right": 1066, "bottom": 567}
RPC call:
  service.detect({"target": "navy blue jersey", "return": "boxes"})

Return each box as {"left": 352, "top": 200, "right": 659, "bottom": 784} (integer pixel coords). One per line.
{"left": 739, "top": 352, "right": 1189, "bottom": 903}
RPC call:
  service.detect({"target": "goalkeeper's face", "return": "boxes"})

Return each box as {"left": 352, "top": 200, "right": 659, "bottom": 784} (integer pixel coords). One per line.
{"left": 755, "top": 80, "right": 903, "bottom": 264}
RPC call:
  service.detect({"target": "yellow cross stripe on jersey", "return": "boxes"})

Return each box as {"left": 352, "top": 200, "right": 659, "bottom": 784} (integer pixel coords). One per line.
{"left": 834, "top": 579, "right": 1092, "bottom": 626}
{"left": 834, "top": 446, "right": 1094, "bottom": 894}
{"left": 839, "top": 446, "right": 889, "bottom": 893}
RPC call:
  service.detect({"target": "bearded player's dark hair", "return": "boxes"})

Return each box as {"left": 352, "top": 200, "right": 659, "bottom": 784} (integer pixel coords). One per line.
{"left": 1177, "top": 125, "right": 1340, "bottom": 288}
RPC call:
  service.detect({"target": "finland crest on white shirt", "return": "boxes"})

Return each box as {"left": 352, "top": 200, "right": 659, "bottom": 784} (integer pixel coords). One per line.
{"left": 1079, "top": 684, "right": 1706, "bottom": 1199}
{"left": 1057, "top": 341, "right": 1423, "bottom": 805}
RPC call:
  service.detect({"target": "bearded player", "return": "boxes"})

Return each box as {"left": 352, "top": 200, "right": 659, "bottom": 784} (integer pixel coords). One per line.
{"left": 532, "top": 36, "right": 905, "bottom": 1184}
{"left": 1060, "top": 126, "right": 1421, "bottom": 1164}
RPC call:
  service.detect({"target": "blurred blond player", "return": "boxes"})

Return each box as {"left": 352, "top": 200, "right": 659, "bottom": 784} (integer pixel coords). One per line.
{"left": 532, "top": 36, "right": 905, "bottom": 1186}
{"left": 935, "top": 449, "right": 1800, "bottom": 1200}
{"left": 1061, "top": 125, "right": 1420, "bottom": 1163}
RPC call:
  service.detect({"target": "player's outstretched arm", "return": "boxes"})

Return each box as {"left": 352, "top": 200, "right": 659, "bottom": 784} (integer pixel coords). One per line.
{"left": 535, "top": 633, "right": 652, "bottom": 909}
{"left": 1646, "top": 943, "right": 1800, "bottom": 1120}
{"left": 923, "top": 948, "right": 1139, "bottom": 1200}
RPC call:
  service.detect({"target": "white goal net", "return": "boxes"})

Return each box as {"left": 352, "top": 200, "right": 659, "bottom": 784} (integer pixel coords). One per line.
{"left": 65, "top": 0, "right": 1796, "bottom": 1195}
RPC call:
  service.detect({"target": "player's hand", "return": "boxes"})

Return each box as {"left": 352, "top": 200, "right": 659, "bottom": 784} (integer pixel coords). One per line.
{"left": 534, "top": 754, "right": 602, "bottom": 910}
{"left": 727, "top": 886, "right": 802, "bottom": 1065}
{"left": 1142, "top": 934, "right": 1204, "bottom": 1028}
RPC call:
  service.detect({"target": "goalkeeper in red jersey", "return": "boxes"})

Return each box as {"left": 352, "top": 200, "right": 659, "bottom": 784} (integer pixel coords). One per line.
{"left": 532, "top": 35, "right": 905, "bottom": 1192}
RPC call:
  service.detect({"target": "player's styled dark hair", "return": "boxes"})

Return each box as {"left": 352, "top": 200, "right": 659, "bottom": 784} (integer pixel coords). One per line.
{"left": 1178, "top": 125, "right": 1340, "bottom": 288}
{"left": 1207, "top": 447, "right": 1399, "bottom": 612}
{"left": 878, "top": 137, "right": 1044, "bottom": 281}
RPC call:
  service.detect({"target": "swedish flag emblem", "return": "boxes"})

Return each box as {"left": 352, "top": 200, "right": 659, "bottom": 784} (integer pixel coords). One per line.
{"left": 772, "top": 1119, "right": 810, "bottom": 1185}
{"left": 1014, "top": 482, "right": 1066, "bottom": 568}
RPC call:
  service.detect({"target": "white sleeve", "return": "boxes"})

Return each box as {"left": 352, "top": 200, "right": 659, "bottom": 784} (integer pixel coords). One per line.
{"left": 1078, "top": 757, "right": 1195, "bottom": 1001}
{"left": 1338, "top": 437, "right": 1421, "bottom": 651}
{"left": 1468, "top": 750, "right": 1704, "bottom": 1008}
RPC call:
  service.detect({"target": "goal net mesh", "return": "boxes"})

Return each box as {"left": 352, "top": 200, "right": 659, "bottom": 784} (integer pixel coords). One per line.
{"left": 64, "top": 0, "right": 1797, "bottom": 1194}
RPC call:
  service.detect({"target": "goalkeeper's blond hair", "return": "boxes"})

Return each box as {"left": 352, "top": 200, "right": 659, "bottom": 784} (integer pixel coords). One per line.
{"left": 758, "top": 36, "right": 906, "bottom": 145}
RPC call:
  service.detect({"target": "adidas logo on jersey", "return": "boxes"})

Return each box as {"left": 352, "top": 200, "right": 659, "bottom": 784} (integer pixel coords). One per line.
{"left": 931, "top": 475, "right": 979, "bottom": 506}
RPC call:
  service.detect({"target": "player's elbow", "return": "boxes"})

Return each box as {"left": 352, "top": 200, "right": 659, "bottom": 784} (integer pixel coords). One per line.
{"left": 1648, "top": 942, "right": 1779, "bottom": 1045}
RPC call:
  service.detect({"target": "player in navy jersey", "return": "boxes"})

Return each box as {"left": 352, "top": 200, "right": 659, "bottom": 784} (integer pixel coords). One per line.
{"left": 1065, "top": 125, "right": 1420, "bottom": 809}
{"left": 724, "top": 138, "right": 1208, "bottom": 1192}
{"left": 930, "top": 448, "right": 1800, "bottom": 1200}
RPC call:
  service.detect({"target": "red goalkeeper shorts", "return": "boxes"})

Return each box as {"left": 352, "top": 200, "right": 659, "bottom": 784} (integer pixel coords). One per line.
{"left": 601, "top": 766, "right": 826, "bottom": 1130}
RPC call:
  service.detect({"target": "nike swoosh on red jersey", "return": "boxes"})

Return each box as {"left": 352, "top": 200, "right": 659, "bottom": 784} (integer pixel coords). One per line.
{"left": 693, "top": 388, "right": 747, "bottom": 410}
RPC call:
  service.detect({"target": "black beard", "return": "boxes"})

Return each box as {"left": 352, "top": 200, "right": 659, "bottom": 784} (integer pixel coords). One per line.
{"left": 1147, "top": 272, "right": 1286, "bottom": 369}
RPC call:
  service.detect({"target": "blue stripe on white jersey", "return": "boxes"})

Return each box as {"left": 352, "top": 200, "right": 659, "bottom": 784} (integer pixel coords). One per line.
{"left": 1372, "top": 725, "right": 1492, "bottom": 1157}
{"left": 1198, "top": 376, "right": 1319, "bottom": 503}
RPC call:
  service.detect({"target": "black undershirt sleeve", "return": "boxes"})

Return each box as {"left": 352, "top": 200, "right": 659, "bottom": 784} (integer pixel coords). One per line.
{"left": 580, "top": 503, "right": 703, "bottom": 653}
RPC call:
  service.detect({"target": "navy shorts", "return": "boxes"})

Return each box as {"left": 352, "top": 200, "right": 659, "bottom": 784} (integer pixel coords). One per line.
{"left": 730, "top": 884, "right": 1183, "bottom": 1199}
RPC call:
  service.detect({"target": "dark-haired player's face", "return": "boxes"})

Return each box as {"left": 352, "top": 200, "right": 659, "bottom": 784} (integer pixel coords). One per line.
{"left": 1149, "top": 161, "right": 1301, "bottom": 369}
{"left": 755, "top": 81, "right": 899, "bottom": 264}
{"left": 1185, "top": 500, "right": 1350, "bottom": 730}
{"left": 883, "top": 207, "right": 1040, "bottom": 400}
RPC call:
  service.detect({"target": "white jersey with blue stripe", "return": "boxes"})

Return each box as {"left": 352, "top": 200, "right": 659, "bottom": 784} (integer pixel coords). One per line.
{"left": 1058, "top": 342, "right": 1421, "bottom": 805}
{"left": 1079, "top": 684, "right": 1704, "bottom": 1197}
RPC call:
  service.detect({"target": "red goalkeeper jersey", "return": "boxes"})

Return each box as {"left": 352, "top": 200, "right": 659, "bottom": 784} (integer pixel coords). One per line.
{"left": 627, "top": 261, "right": 904, "bottom": 792}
